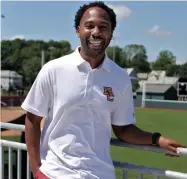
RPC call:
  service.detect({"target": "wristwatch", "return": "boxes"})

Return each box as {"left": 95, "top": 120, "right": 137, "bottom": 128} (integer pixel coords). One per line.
{"left": 152, "top": 132, "right": 161, "bottom": 146}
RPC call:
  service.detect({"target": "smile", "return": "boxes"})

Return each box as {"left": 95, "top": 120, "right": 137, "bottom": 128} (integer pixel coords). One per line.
{"left": 88, "top": 40, "right": 102, "bottom": 47}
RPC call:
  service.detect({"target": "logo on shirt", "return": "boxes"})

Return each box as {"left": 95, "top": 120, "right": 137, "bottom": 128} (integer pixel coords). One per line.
{"left": 103, "top": 87, "right": 114, "bottom": 102}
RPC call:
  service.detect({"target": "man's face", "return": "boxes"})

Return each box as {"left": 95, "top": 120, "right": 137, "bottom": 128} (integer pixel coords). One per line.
{"left": 77, "top": 7, "right": 113, "bottom": 56}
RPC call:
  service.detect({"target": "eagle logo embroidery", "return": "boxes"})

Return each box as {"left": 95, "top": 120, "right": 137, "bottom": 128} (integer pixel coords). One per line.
{"left": 103, "top": 87, "right": 114, "bottom": 102}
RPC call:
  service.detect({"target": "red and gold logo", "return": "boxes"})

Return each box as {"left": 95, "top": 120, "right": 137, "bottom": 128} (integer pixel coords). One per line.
{"left": 103, "top": 87, "right": 114, "bottom": 102}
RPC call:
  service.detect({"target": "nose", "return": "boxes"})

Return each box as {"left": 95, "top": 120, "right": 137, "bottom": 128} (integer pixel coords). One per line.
{"left": 91, "top": 26, "right": 101, "bottom": 37}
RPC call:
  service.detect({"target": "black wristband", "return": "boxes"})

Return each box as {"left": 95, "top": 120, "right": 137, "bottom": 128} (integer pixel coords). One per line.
{"left": 152, "top": 132, "right": 161, "bottom": 146}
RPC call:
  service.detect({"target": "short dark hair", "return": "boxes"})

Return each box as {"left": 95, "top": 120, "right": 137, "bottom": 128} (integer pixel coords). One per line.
{"left": 74, "top": 1, "right": 117, "bottom": 32}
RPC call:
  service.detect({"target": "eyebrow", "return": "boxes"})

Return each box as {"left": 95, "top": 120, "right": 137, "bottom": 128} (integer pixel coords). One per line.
{"left": 84, "top": 20, "right": 109, "bottom": 26}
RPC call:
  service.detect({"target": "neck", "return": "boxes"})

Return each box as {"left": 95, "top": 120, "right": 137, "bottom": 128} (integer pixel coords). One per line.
{"left": 79, "top": 47, "right": 105, "bottom": 69}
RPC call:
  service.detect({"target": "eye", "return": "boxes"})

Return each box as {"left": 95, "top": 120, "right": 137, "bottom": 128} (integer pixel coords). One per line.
{"left": 85, "top": 25, "right": 93, "bottom": 29}
{"left": 100, "top": 26, "right": 107, "bottom": 29}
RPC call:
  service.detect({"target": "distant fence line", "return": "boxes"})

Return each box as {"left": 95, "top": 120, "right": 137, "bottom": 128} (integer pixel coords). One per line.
{"left": 1, "top": 95, "right": 187, "bottom": 110}
{"left": 134, "top": 99, "right": 187, "bottom": 110}
{"left": 1, "top": 96, "right": 25, "bottom": 106}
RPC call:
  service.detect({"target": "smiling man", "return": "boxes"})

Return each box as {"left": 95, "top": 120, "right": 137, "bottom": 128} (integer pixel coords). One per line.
{"left": 21, "top": 1, "right": 185, "bottom": 179}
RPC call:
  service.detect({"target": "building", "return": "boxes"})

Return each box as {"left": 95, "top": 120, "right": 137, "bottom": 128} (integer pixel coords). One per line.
{"left": 137, "top": 73, "right": 149, "bottom": 81}
{"left": 138, "top": 70, "right": 179, "bottom": 88}
{"left": 136, "top": 84, "right": 178, "bottom": 101}
{"left": 1, "top": 70, "right": 23, "bottom": 91}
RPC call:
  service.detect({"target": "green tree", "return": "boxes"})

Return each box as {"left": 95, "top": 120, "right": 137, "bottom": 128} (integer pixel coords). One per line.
{"left": 106, "top": 46, "right": 127, "bottom": 68}
{"left": 166, "top": 64, "right": 180, "bottom": 76}
{"left": 1, "top": 39, "right": 74, "bottom": 89}
{"left": 22, "top": 56, "right": 41, "bottom": 86}
{"left": 152, "top": 50, "right": 176, "bottom": 71}
{"left": 122, "top": 44, "right": 150, "bottom": 72}
{"left": 178, "top": 62, "right": 187, "bottom": 76}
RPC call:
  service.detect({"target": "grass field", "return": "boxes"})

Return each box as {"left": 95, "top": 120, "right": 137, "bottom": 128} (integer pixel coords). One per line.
{"left": 111, "top": 108, "right": 187, "bottom": 179}
{"left": 2, "top": 108, "right": 187, "bottom": 179}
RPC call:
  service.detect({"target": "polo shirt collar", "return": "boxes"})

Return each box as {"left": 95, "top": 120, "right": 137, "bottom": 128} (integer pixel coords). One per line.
{"left": 73, "top": 47, "right": 111, "bottom": 72}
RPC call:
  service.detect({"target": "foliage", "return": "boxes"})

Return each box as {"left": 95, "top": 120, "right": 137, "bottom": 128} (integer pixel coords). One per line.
{"left": 153, "top": 50, "right": 176, "bottom": 70}
{"left": 1, "top": 39, "right": 187, "bottom": 89}
{"left": 1, "top": 39, "right": 72, "bottom": 87}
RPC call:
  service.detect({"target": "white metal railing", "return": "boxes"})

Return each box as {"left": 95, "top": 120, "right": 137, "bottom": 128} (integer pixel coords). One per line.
{"left": 0, "top": 140, "right": 31, "bottom": 179}
{"left": 1, "top": 122, "right": 187, "bottom": 179}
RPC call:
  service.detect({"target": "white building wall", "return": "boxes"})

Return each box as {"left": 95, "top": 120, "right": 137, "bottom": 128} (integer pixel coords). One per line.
{"left": 1, "top": 70, "right": 23, "bottom": 91}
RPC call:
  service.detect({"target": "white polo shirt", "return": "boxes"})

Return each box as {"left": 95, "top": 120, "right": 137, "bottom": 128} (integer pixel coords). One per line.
{"left": 21, "top": 47, "right": 136, "bottom": 179}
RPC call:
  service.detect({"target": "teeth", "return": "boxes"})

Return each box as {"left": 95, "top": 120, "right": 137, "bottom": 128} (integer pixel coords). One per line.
{"left": 89, "top": 40, "right": 102, "bottom": 46}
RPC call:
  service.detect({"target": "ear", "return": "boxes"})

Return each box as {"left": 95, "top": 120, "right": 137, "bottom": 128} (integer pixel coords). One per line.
{"left": 76, "top": 26, "right": 80, "bottom": 38}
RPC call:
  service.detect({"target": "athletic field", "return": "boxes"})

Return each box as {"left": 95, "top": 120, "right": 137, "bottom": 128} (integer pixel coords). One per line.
{"left": 2, "top": 108, "right": 187, "bottom": 178}
{"left": 111, "top": 108, "right": 187, "bottom": 179}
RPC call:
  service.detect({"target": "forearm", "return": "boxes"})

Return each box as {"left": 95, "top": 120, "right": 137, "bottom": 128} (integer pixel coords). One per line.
{"left": 114, "top": 124, "right": 153, "bottom": 145}
{"left": 25, "top": 114, "right": 42, "bottom": 175}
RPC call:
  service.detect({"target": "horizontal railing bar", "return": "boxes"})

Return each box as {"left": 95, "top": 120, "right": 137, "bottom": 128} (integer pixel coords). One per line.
{"left": 165, "top": 171, "right": 187, "bottom": 179}
{"left": 114, "top": 161, "right": 187, "bottom": 178}
{"left": 1, "top": 122, "right": 25, "bottom": 131}
{"left": 1, "top": 138, "right": 187, "bottom": 179}
{"left": 177, "top": 147, "right": 187, "bottom": 156}
{"left": 111, "top": 138, "right": 187, "bottom": 156}
{"left": 0, "top": 140, "right": 27, "bottom": 150}
{"left": 1, "top": 122, "right": 187, "bottom": 156}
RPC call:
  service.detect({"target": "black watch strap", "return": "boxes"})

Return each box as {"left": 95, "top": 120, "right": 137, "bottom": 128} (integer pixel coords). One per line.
{"left": 152, "top": 132, "right": 161, "bottom": 146}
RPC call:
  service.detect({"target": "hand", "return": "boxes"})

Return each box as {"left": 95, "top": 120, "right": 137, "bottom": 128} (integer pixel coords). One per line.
{"left": 34, "top": 169, "right": 49, "bottom": 179}
{"left": 157, "top": 136, "right": 185, "bottom": 157}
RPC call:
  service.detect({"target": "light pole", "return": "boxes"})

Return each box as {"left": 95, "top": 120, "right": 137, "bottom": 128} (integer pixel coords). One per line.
{"left": 49, "top": 46, "right": 55, "bottom": 60}
{"left": 41, "top": 50, "right": 45, "bottom": 68}
{"left": 112, "top": 37, "right": 116, "bottom": 62}
{"left": 8, "top": 70, "right": 11, "bottom": 96}
{"left": 41, "top": 46, "right": 56, "bottom": 68}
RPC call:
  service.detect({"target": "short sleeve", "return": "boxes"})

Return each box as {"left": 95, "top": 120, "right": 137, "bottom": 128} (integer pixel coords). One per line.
{"left": 111, "top": 80, "right": 136, "bottom": 126}
{"left": 21, "top": 63, "right": 53, "bottom": 118}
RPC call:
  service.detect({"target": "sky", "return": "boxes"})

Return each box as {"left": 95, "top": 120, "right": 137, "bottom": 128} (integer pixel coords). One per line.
{"left": 1, "top": 1, "right": 187, "bottom": 64}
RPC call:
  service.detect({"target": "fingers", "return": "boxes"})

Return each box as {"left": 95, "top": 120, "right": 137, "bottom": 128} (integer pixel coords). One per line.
{"left": 172, "top": 142, "right": 186, "bottom": 148}
{"left": 167, "top": 138, "right": 185, "bottom": 148}
{"left": 166, "top": 145, "right": 182, "bottom": 157}
{"left": 165, "top": 146, "right": 181, "bottom": 157}
{"left": 168, "top": 145, "right": 178, "bottom": 153}
{"left": 165, "top": 153, "right": 180, "bottom": 157}
{"left": 165, "top": 148, "right": 180, "bottom": 157}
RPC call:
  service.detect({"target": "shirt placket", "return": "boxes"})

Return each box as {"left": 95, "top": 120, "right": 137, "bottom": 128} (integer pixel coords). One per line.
{"left": 84, "top": 70, "right": 93, "bottom": 99}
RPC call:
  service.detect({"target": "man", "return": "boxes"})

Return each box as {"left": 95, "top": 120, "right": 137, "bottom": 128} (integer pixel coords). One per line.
{"left": 22, "top": 1, "right": 185, "bottom": 179}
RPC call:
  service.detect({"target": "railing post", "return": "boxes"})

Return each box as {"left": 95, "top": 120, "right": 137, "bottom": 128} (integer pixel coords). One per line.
{"left": 0, "top": 145, "right": 4, "bottom": 179}
{"left": 154, "top": 175, "right": 159, "bottom": 179}
{"left": 27, "top": 153, "right": 31, "bottom": 179}
{"left": 17, "top": 149, "right": 21, "bottom": 179}
{"left": 8, "top": 147, "right": 13, "bottom": 179}
{"left": 122, "top": 169, "right": 128, "bottom": 179}
{"left": 138, "top": 172, "right": 143, "bottom": 179}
